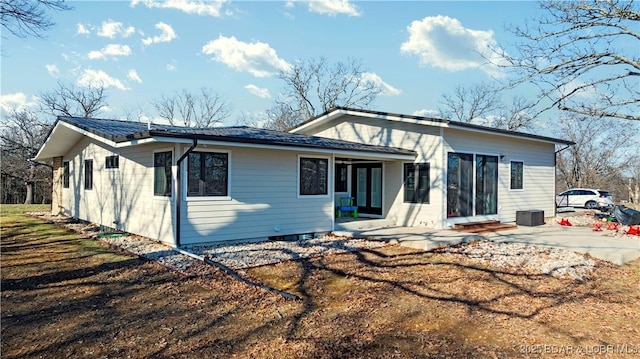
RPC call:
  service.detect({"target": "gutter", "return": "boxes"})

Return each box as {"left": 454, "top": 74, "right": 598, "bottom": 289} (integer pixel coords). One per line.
{"left": 175, "top": 139, "right": 198, "bottom": 247}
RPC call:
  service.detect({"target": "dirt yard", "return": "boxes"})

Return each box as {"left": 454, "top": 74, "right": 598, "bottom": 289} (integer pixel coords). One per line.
{"left": 2, "top": 205, "right": 639, "bottom": 358}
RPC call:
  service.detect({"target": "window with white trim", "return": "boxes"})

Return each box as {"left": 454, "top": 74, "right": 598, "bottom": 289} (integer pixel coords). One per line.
{"left": 63, "top": 161, "right": 70, "bottom": 188}
{"left": 187, "top": 151, "right": 229, "bottom": 197}
{"left": 84, "top": 159, "right": 93, "bottom": 190}
{"left": 105, "top": 155, "right": 119, "bottom": 169}
{"left": 404, "top": 163, "right": 430, "bottom": 203}
{"left": 154, "top": 151, "right": 172, "bottom": 197}
{"left": 299, "top": 157, "right": 328, "bottom": 196}
{"left": 510, "top": 161, "right": 524, "bottom": 190}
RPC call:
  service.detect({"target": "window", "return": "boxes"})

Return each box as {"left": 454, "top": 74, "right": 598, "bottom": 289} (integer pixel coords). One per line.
{"left": 404, "top": 163, "right": 430, "bottom": 203}
{"left": 510, "top": 161, "right": 524, "bottom": 190}
{"left": 63, "top": 161, "right": 70, "bottom": 188}
{"left": 335, "top": 163, "right": 348, "bottom": 192}
{"left": 300, "top": 157, "right": 328, "bottom": 196}
{"left": 105, "top": 155, "right": 119, "bottom": 169}
{"left": 84, "top": 159, "right": 93, "bottom": 190}
{"left": 187, "top": 152, "right": 228, "bottom": 197}
{"left": 154, "top": 151, "right": 172, "bottom": 197}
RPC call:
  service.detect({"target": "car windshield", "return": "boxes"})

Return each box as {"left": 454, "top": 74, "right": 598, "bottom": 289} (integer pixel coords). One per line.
{"left": 598, "top": 191, "right": 611, "bottom": 197}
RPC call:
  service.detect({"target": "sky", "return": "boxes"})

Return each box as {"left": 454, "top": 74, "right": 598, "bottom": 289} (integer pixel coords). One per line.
{"left": 2, "top": 0, "right": 551, "bottom": 129}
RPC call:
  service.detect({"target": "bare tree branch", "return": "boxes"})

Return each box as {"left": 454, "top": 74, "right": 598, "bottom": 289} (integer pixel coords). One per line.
{"left": 39, "top": 82, "right": 108, "bottom": 118}
{"left": 1, "top": 0, "right": 71, "bottom": 39}
{"left": 152, "top": 88, "right": 231, "bottom": 127}
{"left": 495, "top": 0, "right": 639, "bottom": 121}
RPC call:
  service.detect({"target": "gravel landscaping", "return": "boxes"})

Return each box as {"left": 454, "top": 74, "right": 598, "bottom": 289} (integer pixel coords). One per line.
{"left": 28, "top": 211, "right": 614, "bottom": 281}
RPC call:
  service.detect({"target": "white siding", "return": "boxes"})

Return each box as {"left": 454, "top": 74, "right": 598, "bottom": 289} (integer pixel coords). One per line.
{"left": 180, "top": 146, "right": 333, "bottom": 245}
{"left": 311, "top": 116, "right": 446, "bottom": 228}
{"left": 61, "top": 139, "right": 176, "bottom": 245}
{"left": 305, "top": 115, "right": 558, "bottom": 229}
{"left": 443, "top": 128, "right": 557, "bottom": 224}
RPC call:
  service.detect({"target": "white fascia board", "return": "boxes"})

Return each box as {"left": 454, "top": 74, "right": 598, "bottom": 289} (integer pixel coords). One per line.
{"left": 290, "top": 108, "right": 446, "bottom": 134}
{"left": 445, "top": 123, "right": 564, "bottom": 145}
{"left": 195, "top": 139, "right": 416, "bottom": 161}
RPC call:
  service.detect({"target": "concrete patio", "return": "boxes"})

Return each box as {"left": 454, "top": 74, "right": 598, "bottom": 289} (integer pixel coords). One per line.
{"left": 337, "top": 220, "right": 640, "bottom": 265}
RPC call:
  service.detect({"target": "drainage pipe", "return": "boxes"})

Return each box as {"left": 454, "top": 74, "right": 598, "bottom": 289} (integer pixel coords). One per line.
{"left": 172, "top": 247, "right": 301, "bottom": 301}
{"left": 175, "top": 139, "right": 198, "bottom": 248}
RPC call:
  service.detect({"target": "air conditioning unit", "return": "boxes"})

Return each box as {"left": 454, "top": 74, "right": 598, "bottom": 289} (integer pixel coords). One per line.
{"left": 516, "top": 210, "right": 545, "bottom": 226}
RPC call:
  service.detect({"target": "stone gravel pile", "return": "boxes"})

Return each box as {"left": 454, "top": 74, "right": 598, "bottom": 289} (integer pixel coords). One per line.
{"left": 439, "top": 240, "right": 596, "bottom": 281}
{"left": 190, "top": 235, "right": 388, "bottom": 269}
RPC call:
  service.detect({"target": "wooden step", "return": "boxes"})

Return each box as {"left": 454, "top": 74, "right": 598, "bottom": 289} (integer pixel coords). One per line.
{"left": 453, "top": 221, "right": 518, "bottom": 234}
{"left": 453, "top": 220, "right": 501, "bottom": 230}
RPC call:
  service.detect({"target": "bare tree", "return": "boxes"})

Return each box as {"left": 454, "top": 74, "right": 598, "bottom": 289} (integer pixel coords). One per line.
{"left": 555, "top": 114, "right": 639, "bottom": 193}
{"left": 0, "top": 109, "right": 52, "bottom": 204}
{"left": 1, "top": 0, "right": 71, "bottom": 39}
{"left": 274, "top": 57, "right": 382, "bottom": 127}
{"left": 39, "top": 82, "right": 109, "bottom": 118}
{"left": 437, "top": 83, "right": 535, "bottom": 130}
{"left": 152, "top": 88, "right": 231, "bottom": 127}
{"left": 498, "top": 0, "right": 639, "bottom": 121}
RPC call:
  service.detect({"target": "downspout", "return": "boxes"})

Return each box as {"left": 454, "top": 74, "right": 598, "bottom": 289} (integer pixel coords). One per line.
{"left": 175, "top": 139, "right": 198, "bottom": 247}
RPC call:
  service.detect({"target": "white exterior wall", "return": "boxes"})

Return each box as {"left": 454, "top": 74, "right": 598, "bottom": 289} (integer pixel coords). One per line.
{"left": 180, "top": 145, "right": 333, "bottom": 245}
{"left": 310, "top": 116, "right": 445, "bottom": 228}
{"left": 61, "top": 138, "right": 176, "bottom": 245}
{"left": 443, "top": 128, "right": 557, "bottom": 225}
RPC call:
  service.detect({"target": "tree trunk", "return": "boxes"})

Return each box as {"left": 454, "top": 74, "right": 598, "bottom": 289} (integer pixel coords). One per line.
{"left": 24, "top": 181, "right": 34, "bottom": 204}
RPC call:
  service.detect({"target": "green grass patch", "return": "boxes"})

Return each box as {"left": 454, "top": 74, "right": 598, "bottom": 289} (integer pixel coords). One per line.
{"left": 1, "top": 204, "right": 132, "bottom": 264}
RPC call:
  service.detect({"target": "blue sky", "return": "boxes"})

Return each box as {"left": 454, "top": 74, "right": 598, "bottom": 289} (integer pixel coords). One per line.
{"left": 1, "top": 0, "right": 544, "bottom": 127}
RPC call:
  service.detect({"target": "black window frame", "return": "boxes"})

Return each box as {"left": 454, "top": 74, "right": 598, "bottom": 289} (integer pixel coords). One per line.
{"left": 299, "top": 157, "right": 329, "bottom": 196}
{"left": 154, "top": 151, "right": 173, "bottom": 197}
{"left": 105, "top": 155, "right": 119, "bottom": 169}
{"left": 187, "top": 151, "right": 229, "bottom": 197}
{"left": 63, "top": 161, "right": 70, "bottom": 189}
{"left": 84, "top": 159, "right": 93, "bottom": 190}
{"left": 510, "top": 161, "right": 524, "bottom": 190}
{"left": 335, "top": 163, "right": 348, "bottom": 193}
{"left": 404, "top": 162, "right": 430, "bottom": 203}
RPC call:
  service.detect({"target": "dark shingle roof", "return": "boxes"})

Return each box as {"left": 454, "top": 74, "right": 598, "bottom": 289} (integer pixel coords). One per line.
{"left": 57, "top": 116, "right": 416, "bottom": 156}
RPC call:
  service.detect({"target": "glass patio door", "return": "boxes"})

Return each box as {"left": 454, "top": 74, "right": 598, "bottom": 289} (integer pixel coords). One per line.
{"left": 352, "top": 163, "right": 382, "bottom": 215}
{"left": 447, "top": 153, "right": 498, "bottom": 217}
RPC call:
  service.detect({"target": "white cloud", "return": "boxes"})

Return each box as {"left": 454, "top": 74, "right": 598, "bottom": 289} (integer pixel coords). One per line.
{"left": 46, "top": 64, "right": 60, "bottom": 77}
{"left": 0, "top": 92, "right": 38, "bottom": 112}
{"left": 76, "top": 23, "right": 90, "bottom": 35}
{"left": 88, "top": 44, "right": 132, "bottom": 60}
{"left": 131, "top": 0, "right": 228, "bottom": 17}
{"left": 245, "top": 84, "right": 271, "bottom": 99}
{"left": 98, "top": 19, "right": 135, "bottom": 38}
{"left": 308, "top": 0, "right": 360, "bottom": 16}
{"left": 77, "top": 69, "right": 129, "bottom": 90}
{"left": 202, "top": 35, "right": 291, "bottom": 77}
{"left": 361, "top": 72, "right": 401, "bottom": 96}
{"left": 412, "top": 109, "right": 440, "bottom": 118}
{"left": 400, "top": 15, "right": 505, "bottom": 77}
{"left": 128, "top": 69, "right": 142, "bottom": 83}
{"left": 142, "top": 22, "right": 177, "bottom": 45}
{"left": 166, "top": 63, "right": 177, "bottom": 71}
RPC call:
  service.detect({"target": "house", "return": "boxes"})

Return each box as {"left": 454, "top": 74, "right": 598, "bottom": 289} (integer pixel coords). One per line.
{"left": 34, "top": 107, "right": 573, "bottom": 247}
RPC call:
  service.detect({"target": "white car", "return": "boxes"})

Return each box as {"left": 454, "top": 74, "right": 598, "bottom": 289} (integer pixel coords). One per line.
{"left": 556, "top": 188, "right": 614, "bottom": 210}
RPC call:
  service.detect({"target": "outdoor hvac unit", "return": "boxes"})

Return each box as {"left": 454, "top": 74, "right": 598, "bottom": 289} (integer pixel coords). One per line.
{"left": 516, "top": 210, "right": 545, "bottom": 226}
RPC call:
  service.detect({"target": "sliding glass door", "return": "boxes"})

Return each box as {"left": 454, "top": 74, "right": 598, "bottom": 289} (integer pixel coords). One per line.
{"left": 447, "top": 153, "right": 473, "bottom": 217}
{"left": 447, "top": 153, "right": 498, "bottom": 218}
{"left": 475, "top": 155, "right": 498, "bottom": 215}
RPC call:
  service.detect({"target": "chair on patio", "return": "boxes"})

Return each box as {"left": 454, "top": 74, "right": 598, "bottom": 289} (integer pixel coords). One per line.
{"left": 336, "top": 196, "right": 358, "bottom": 218}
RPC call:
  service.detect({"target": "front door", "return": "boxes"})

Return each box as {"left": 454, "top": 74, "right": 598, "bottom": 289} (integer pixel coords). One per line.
{"left": 352, "top": 163, "right": 383, "bottom": 215}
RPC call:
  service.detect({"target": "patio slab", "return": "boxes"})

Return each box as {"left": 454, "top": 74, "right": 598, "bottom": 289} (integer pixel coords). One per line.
{"left": 351, "top": 224, "right": 640, "bottom": 265}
